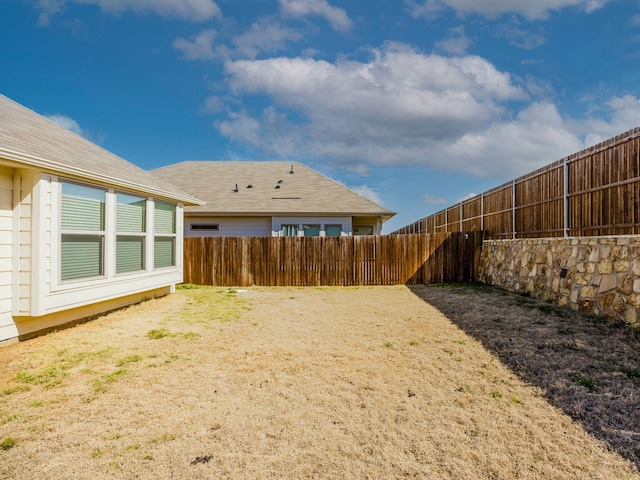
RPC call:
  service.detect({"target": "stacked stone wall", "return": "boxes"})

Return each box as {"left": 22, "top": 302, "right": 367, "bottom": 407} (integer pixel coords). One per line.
{"left": 478, "top": 236, "right": 640, "bottom": 326}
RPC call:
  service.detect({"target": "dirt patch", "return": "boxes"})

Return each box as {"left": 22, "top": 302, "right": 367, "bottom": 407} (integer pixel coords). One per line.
{"left": 412, "top": 282, "right": 640, "bottom": 472}
{"left": 0, "top": 285, "right": 638, "bottom": 479}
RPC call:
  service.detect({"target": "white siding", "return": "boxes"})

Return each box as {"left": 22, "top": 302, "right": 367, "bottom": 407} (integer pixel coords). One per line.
{"left": 185, "top": 216, "right": 272, "bottom": 237}
{"left": 0, "top": 167, "right": 17, "bottom": 342}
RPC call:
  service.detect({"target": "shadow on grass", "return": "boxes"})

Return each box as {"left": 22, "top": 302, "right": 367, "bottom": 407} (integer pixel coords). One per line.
{"left": 409, "top": 282, "right": 640, "bottom": 472}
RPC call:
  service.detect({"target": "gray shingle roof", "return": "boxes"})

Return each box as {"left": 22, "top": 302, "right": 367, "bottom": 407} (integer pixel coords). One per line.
{"left": 151, "top": 161, "right": 395, "bottom": 220}
{"left": 0, "top": 94, "right": 202, "bottom": 205}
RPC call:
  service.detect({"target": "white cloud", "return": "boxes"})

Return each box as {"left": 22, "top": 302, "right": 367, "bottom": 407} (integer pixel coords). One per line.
{"left": 406, "top": 0, "right": 611, "bottom": 20}
{"left": 46, "top": 114, "right": 86, "bottom": 136}
{"left": 214, "top": 42, "right": 639, "bottom": 181}
{"left": 232, "top": 19, "right": 303, "bottom": 59}
{"left": 173, "top": 29, "right": 216, "bottom": 60}
{"left": 422, "top": 193, "right": 447, "bottom": 205}
{"left": 46, "top": 113, "right": 105, "bottom": 144}
{"left": 578, "top": 95, "right": 640, "bottom": 146}
{"left": 495, "top": 20, "right": 547, "bottom": 49}
{"left": 280, "top": 0, "right": 352, "bottom": 32}
{"left": 36, "top": 0, "right": 220, "bottom": 24}
{"left": 457, "top": 192, "right": 478, "bottom": 202}
{"left": 352, "top": 185, "right": 383, "bottom": 205}
{"left": 436, "top": 26, "right": 472, "bottom": 55}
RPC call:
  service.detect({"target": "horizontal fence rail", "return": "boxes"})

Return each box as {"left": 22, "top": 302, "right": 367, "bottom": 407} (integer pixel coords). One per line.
{"left": 183, "top": 232, "right": 483, "bottom": 287}
{"left": 393, "top": 127, "right": 640, "bottom": 239}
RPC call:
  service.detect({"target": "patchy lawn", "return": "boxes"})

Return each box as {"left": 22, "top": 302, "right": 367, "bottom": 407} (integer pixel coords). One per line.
{"left": 0, "top": 285, "right": 638, "bottom": 479}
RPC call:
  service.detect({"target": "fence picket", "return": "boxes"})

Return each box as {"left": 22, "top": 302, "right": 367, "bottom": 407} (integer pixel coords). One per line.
{"left": 183, "top": 233, "right": 480, "bottom": 287}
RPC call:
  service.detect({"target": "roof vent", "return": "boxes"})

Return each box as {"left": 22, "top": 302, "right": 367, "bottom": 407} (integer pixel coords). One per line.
{"left": 275, "top": 185, "right": 281, "bottom": 189}
{"left": 289, "top": 164, "right": 294, "bottom": 174}
{"left": 247, "top": 184, "right": 253, "bottom": 189}
{"left": 277, "top": 179, "right": 283, "bottom": 184}
{"left": 233, "top": 183, "right": 238, "bottom": 193}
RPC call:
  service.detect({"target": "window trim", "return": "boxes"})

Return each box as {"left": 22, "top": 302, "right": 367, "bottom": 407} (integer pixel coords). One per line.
{"left": 60, "top": 181, "right": 107, "bottom": 282}
{"left": 53, "top": 179, "right": 181, "bottom": 290}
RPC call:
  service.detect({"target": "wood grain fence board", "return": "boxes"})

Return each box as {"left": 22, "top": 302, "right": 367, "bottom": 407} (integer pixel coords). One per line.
{"left": 393, "top": 128, "right": 640, "bottom": 239}
{"left": 183, "top": 233, "right": 481, "bottom": 287}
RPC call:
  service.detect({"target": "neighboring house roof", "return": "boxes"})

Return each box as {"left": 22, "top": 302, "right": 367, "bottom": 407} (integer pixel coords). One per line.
{"left": 151, "top": 161, "right": 396, "bottom": 220}
{"left": 0, "top": 94, "right": 202, "bottom": 205}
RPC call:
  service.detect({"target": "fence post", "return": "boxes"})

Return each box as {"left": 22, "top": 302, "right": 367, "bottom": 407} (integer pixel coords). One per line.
{"left": 512, "top": 179, "right": 516, "bottom": 240}
{"left": 563, "top": 157, "right": 569, "bottom": 238}
{"left": 481, "top": 193, "right": 484, "bottom": 232}
{"left": 459, "top": 203, "right": 463, "bottom": 232}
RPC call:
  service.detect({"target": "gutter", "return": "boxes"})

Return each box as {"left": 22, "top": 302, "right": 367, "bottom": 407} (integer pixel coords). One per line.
{"left": 0, "top": 147, "right": 205, "bottom": 206}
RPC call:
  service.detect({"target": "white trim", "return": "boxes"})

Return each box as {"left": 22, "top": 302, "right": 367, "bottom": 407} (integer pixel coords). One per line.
{"left": 11, "top": 173, "right": 20, "bottom": 316}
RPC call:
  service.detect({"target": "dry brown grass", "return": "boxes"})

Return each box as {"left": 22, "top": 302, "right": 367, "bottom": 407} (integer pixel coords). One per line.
{"left": 0, "top": 284, "right": 638, "bottom": 479}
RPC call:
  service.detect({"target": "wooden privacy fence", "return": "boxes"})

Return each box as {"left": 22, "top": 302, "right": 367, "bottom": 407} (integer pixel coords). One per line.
{"left": 393, "top": 127, "right": 640, "bottom": 239}
{"left": 183, "top": 232, "right": 482, "bottom": 287}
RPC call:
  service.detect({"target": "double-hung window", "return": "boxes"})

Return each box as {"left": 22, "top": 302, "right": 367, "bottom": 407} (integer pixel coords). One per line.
{"left": 116, "top": 193, "right": 146, "bottom": 274}
{"left": 60, "top": 182, "right": 106, "bottom": 281}
{"left": 154, "top": 201, "right": 176, "bottom": 269}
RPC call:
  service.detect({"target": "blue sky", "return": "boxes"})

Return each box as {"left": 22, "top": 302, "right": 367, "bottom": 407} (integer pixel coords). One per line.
{"left": 2, "top": 0, "right": 640, "bottom": 232}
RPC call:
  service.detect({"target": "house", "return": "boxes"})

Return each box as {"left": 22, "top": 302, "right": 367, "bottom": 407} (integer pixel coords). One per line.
{"left": 151, "top": 161, "right": 395, "bottom": 237}
{"left": 0, "top": 94, "right": 203, "bottom": 344}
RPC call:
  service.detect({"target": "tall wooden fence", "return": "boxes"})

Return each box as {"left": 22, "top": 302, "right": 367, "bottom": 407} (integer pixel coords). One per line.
{"left": 393, "top": 127, "right": 640, "bottom": 239}
{"left": 183, "top": 232, "right": 482, "bottom": 287}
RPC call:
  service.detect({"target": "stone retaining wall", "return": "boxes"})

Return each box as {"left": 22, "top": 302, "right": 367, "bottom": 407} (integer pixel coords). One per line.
{"left": 478, "top": 236, "right": 640, "bottom": 326}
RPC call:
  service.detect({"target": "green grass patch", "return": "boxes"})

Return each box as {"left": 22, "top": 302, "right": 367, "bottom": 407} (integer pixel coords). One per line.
{"left": 14, "top": 364, "right": 69, "bottom": 387}
{"left": 116, "top": 355, "right": 142, "bottom": 367}
{"left": 0, "top": 385, "right": 31, "bottom": 396}
{"left": 576, "top": 376, "right": 597, "bottom": 392}
{"left": 619, "top": 367, "right": 640, "bottom": 379}
{"left": 1, "top": 437, "right": 18, "bottom": 451}
{"left": 147, "top": 328, "right": 172, "bottom": 339}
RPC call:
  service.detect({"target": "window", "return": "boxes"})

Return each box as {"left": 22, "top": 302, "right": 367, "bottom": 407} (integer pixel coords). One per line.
{"left": 303, "top": 224, "right": 320, "bottom": 237}
{"left": 190, "top": 224, "right": 219, "bottom": 231}
{"left": 282, "top": 225, "right": 298, "bottom": 237}
{"left": 61, "top": 183, "right": 105, "bottom": 281}
{"left": 354, "top": 225, "right": 374, "bottom": 236}
{"left": 116, "top": 193, "right": 146, "bottom": 274}
{"left": 154, "top": 201, "right": 176, "bottom": 268}
{"left": 325, "top": 225, "right": 342, "bottom": 237}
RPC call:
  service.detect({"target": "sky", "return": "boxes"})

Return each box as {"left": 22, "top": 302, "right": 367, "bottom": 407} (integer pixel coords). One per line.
{"left": 1, "top": 0, "right": 640, "bottom": 233}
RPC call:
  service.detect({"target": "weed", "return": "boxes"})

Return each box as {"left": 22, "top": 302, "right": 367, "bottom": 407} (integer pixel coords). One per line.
{"left": 149, "top": 433, "right": 177, "bottom": 444}
{"left": 91, "top": 448, "right": 102, "bottom": 458}
{"left": 1, "top": 414, "right": 18, "bottom": 424}
{"left": 14, "top": 364, "right": 69, "bottom": 387}
{"left": 576, "top": 376, "right": 597, "bottom": 392}
{"left": 147, "top": 328, "right": 172, "bottom": 339}
{"left": 116, "top": 355, "right": 142, "bottom": 366}
{"left": 457, "top": 339, "right": 466, "bottom": 345}
{"left": 1, "top": 437, "right": 18, "bottom": 451}
{"left": 28, "top": 400, "right": 44, "bottom": 408}
{"left": 0, "top": 385, "right": 30, "bottom": 396}
{"left": 619, "top": 367, "right": 640, "bottom": 379}
{"left": 176, "top": 284, "right": 209, "bottom": 290}
{"left": 103, "top": 369, "right": 128, "bottom": 383}
{"left": 509, "top": 397, "right": 522, "bottom": 404}
{"left": 383, "top": 342, "right": 393, "bottom": 348}
{"left": 408, "top": 340, "right": 418, "bottom": 346}
{"left": 180, "top": 332, "right": 201, "bottom": 340}
{"left": 489, "top": 390, "right": 503, "bottom": 399}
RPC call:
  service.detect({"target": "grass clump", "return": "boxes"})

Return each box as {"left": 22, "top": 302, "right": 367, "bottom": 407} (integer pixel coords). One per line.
{"left": 14, "top": 364, "right": 69, "bottom": 387}
{"left": 147, "top": 328, "right": 172, "bottom": 340}
{"left": 1, "top": 437, "right": 18, "bottom": 451}
{"left": 576, "top": 376, "right": 597, "bottom": 392}
{"left": 116, "top": 355, "right": 142, "bottom": 366}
